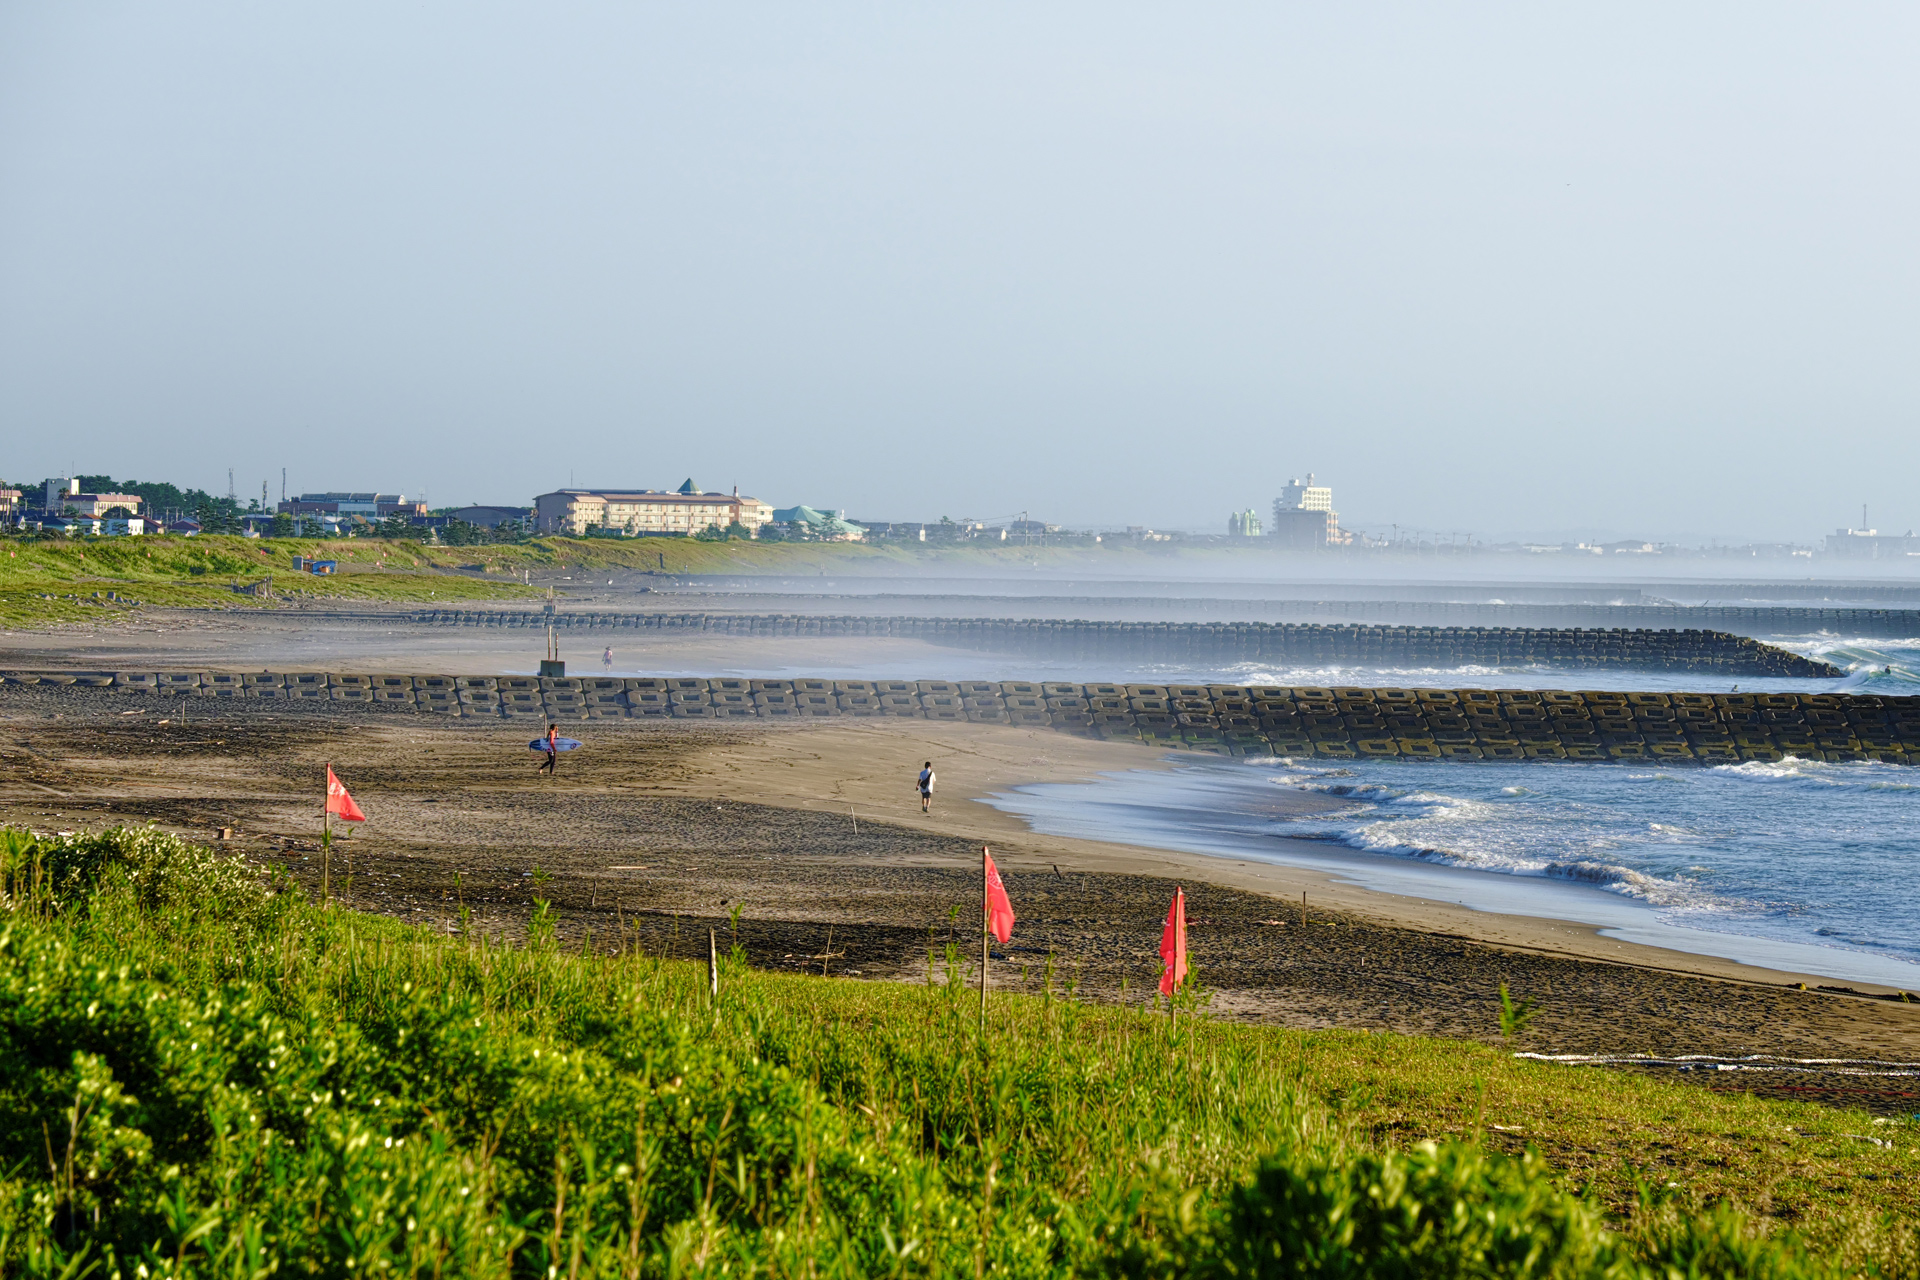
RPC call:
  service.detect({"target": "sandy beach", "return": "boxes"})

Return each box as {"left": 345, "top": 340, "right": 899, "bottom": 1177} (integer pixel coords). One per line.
{"left": 5, "top": 672, "right": 1918, "bottom": 1115}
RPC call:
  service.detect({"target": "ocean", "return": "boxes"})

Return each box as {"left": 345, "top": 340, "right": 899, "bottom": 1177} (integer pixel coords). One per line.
{"left": 973, "top": 636, "right": 1920, "bottom": 988}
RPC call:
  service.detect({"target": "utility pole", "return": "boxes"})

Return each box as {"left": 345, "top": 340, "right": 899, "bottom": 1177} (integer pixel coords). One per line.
{"left": 281, "top": 468, "right": 286, "bottom": 506}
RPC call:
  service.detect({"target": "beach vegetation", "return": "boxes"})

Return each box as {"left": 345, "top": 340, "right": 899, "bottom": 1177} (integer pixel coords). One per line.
{"left": 2, "top": 826, "right": 1914, "bottom": 1277}
{"left": 1497, "top": 982, "right": 1541, "bottom": 1041}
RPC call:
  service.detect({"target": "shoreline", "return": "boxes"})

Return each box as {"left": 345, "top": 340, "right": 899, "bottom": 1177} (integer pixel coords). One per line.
{"left": 4, "top": 684, "right": 1917, "bottom": 1113}
{"left": 512, "top": 712, "right": 1920, "bottom": 998}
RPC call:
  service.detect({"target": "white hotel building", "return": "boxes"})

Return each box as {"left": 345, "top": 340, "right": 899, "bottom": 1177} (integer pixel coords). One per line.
{"left": 533, "top": 481, "right": 775, "bottom": 537}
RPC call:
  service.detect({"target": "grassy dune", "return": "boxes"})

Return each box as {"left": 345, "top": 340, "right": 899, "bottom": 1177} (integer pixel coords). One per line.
{"left": 0, "top": 533, "right": 1208, "bottom": 629}
{"left": 0, "top": 536, "right": 538, "bottom": 627}
{"left": 2, "top": 827, "right": 1915, "bottom": 1277}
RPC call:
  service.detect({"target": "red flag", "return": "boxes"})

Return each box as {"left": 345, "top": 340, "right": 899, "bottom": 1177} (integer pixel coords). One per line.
{"left": 983, "top": 846, "right": 1015, "bottom": 944}
{"left": 1158, "top": 886, "right": 1188, "bottom": 996}
{"left": 326, "top": 766, "right": 367, "bottom": 823}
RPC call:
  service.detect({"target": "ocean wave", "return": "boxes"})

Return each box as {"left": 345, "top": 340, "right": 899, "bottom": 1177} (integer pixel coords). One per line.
{"left": 1284, "top": 818, "right": 1721, "bottom": 909}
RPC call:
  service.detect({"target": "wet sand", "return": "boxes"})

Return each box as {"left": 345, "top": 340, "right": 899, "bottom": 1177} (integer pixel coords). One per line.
{"left": 5, "top": 679, "right": 1918, "bottom": 1115}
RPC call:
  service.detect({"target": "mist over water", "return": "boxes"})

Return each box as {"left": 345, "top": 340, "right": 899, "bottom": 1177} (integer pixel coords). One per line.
{"left": 607, "top": 636, "right": 1920, "bottom": 694}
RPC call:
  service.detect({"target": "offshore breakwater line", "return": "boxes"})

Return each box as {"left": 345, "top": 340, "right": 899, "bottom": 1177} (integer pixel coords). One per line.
{"left": 390, "top": 612, "right": 1839, "bottom": 678}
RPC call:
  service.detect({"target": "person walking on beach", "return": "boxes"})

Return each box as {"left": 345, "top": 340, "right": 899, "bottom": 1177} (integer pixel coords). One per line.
{"left": 916, "top": 761, "right": 935, "bottom": 813}
{"left": 538, "top": 723, "right": 559, "bottom": 776}
{"left": 602, "top": 646, "right": 613, "bottom": 671}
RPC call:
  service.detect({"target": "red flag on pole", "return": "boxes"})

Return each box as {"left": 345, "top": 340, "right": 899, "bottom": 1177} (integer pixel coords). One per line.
{"left": 1158, "top": 886, "right": 1188, "bottom": 996}
{"left": 326, "top": 766, "right": 367, "bottom": 823}
{"left": 983, "top": 847, "right": 1015, "bottom": 943}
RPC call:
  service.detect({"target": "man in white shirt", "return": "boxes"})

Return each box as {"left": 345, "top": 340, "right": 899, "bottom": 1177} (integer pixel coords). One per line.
{"left": 916, "top": 762, "right": 935, "bottom": 813}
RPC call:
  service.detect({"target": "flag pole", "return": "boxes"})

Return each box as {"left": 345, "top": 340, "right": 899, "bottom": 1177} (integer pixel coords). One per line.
{"left": 1170, "top": 886, "right": 1180, "bottom": 1033}
{"left": 322, "top": 762, "right": 332, "bottom": 906}
{"left": 980, "top": 844, "right": 990, "bottom": 1031}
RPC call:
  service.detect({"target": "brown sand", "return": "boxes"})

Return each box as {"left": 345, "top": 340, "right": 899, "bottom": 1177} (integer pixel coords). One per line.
{"left": 5, "top": 680, "right": 1918, "bottom": 1115}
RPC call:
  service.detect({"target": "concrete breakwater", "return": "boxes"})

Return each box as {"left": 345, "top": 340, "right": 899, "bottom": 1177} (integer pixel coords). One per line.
{"left": 642, "top": 595, "right": 1920, "bottom": 639}
{"left": 391, "top": 612, "right": 1838, "bottom": 677}
{"left": 9, "top": 672, "right": 1915, "bottom": 766}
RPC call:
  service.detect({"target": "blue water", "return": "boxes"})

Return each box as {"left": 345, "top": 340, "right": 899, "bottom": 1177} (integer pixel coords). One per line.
{"left": 983, "top": 755, "right": 1920, "bottom": 987}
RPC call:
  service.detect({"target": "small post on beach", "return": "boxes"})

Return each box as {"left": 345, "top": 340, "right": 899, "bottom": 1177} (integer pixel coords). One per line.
{"left": 708, "top": 928, "right": 719, "bottom": 1003}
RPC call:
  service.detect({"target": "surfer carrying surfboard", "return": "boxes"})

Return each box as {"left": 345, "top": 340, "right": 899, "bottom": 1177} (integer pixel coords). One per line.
{"left": 538, "top": 723, "right": 559, "bottom": 775}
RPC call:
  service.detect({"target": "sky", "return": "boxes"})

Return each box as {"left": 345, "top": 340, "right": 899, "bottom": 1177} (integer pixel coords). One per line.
{"left": 1, "top": 2, "right": 1916, "bottom": 544}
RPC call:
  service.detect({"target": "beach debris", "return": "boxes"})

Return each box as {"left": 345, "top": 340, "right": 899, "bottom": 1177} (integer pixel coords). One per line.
{"left": 1516, "top": 1052, "right": 1920, "bottom": 1078}
{"left": 1844, "top": 1134, "right": 1894, "bottom": 1149}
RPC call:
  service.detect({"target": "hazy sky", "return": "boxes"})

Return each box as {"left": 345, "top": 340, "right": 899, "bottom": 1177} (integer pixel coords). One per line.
{"left": 2, "top": 3, "right": 1915, "bottom": 542}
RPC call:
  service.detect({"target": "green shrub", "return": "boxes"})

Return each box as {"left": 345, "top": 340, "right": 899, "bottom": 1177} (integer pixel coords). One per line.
{"left": 1, "top": 826, "right": 276, "bottom": 923}
{"left": 1206, "top": 1142, "right": 1629, "bottom": 1279}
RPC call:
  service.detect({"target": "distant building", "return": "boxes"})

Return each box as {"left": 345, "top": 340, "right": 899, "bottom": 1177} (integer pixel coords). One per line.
{"left": 279, "top": 493, "right": 425, "bottom": 518}
{"left": 854, "top": 520, "right": 930, "bottom": 541}
{"left": 770, "top": 506, "right": 865, "bottom": 540}
{"left": 1271, "top": 473, "right": 1339, "bottom": 548}
{"left": 1275, "top": 474, "right": 1333, "bottom": 513}
{"left": 0, "top": 490, "right": 21, "bottom": 524}
{"left": 41, "top": 478, "right": 143, "bottom": 518}
{"left": 1268, "top": 509, "right": 1336, "bottom": 548}
{"left": 104, "top": 517, "right": 146, "bottom": 536}
{"left": 1825, "top": 528, "right": 1920, "bottom": 559}
{"left": 447, "top": 505, "right": 532, "bottom": 528}
{"left": 533, "top": 480, "right": 774, "bottom": 537}
{"left": 1227, "top": 509, "right": 1263, "bottom": 537}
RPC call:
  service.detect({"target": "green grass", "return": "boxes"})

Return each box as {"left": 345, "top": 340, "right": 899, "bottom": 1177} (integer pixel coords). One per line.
{"left": 2, "top": 827, "right": 1916, "bottom": 1278}
{"left": 0, "top": 536, "right": 538, "bottom": 627}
